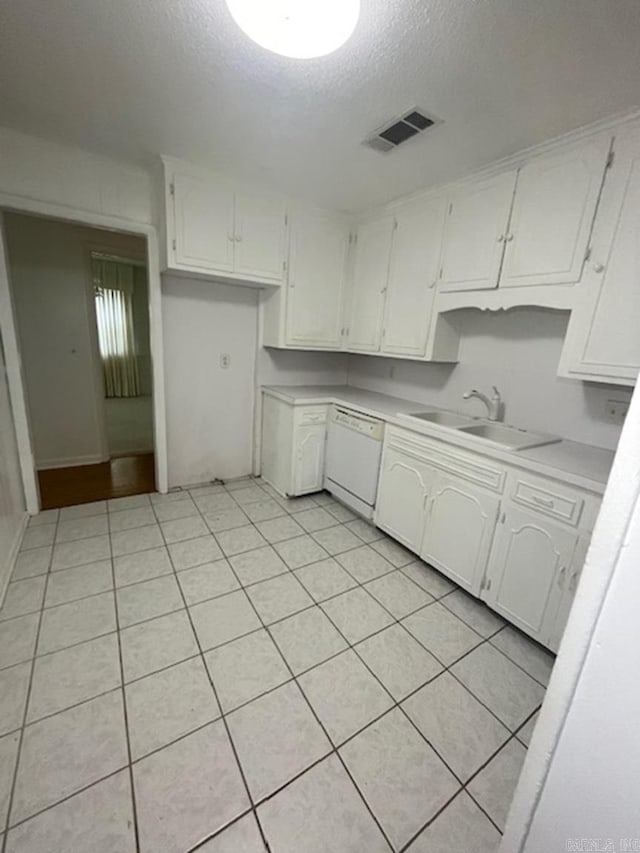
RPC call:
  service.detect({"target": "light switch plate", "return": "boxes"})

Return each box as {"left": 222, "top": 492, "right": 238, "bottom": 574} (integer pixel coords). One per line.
{"left": 220, "top": 353, "right": 230, "bottom": 369}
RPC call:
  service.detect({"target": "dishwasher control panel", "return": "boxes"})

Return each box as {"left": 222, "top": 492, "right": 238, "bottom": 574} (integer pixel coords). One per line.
{"left": 331, "top": 407, "right": 385, "bottom": 441}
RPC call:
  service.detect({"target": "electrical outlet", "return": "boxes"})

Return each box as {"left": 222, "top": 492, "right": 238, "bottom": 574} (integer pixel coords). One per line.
{"left": 220, "top": 353, "right": 231, "bottom": 369}
{"left": 606, "top": 398, "right": 629, "bottom": 423}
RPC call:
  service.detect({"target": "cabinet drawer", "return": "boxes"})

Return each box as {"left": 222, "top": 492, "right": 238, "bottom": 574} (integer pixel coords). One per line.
{"left": 511, "top": 477, "right": 584, "bottom": 526}
{"left": 295, "top": 406, "right": 329, "bottom": 426}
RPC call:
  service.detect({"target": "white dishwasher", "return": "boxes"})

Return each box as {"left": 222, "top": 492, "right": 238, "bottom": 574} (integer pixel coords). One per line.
{"left": 324, "top": 406, "right": 385, "bottom": 520}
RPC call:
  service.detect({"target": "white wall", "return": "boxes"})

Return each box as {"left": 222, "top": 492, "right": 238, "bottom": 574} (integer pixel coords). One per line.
{"left": 0, "top": 327, "right": 27, "bottom": 599}
{"left": 347, "top": 308, "right": 629, "bottom": 451}
{"left": 162, "top": 275, "right": 259, "bottom": 487}
{"left": 0, "top": 126, "right": 153, "bottom": 225}
{"left": 258, "top": 347, "right": 348, "bottom": 387}
{"left": 4, "top": 213, "right": 147, "bottom": 469}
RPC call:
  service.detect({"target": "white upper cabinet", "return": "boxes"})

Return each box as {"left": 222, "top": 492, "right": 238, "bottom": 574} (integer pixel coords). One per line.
{"left": 346, "top": 217, "right": 394, "bottom": 352}
{"left": 164, "top": 159, "right": 287, "bottom": 285}
{"left": 500, "top": 135, "right": 611, "bottom": 288}
{"left": 438, "top": 171, "right": 517, "bottom": 293}
{"left": 172, "top": 172, "right": 235, "bottom": 273}
{"left": 381, "top": 197, "right": 447, "bottom": 358}
{"left": 285, "top": 211, "right": 348, "bottom": 349}
{"left": 559, "top": 123, "right": 640, "bottom": 386}
{"left": 233, "top": 192, "right": 288, "bottom": 282}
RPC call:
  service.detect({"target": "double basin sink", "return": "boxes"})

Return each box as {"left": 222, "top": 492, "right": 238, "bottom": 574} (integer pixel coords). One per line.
{"left": 400, "top": 410, "right": 560, "bottom": 451}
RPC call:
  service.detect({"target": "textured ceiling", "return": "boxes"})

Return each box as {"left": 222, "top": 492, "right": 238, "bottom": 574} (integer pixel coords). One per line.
{"left": 1, "top": 0, "right": 639, "bottom": 211}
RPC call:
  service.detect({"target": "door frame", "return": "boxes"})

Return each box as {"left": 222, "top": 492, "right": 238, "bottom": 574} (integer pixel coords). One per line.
{"left": 0, "top": 202, "right": 168, "bottom": 513}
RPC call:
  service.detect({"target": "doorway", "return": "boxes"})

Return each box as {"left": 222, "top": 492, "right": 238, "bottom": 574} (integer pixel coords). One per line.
{"left": 2, "top": 212, "right": 156, "bottom": 508}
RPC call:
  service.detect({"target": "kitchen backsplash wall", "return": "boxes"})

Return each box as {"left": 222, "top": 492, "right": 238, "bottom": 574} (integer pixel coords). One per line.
{"left": 346, "top": 307, "right": 630, "bottom": 451}
{"left": 258, "top": 348, "right": 349, "bottom": 387}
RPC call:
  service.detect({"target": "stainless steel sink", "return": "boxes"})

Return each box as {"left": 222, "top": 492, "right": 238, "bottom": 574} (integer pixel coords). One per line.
{"left": 458, "top": 422, "right": 560, "bottom": 451}
{"left": 398, "top": 409, "right": 560, "bottom": 451}
{"left": 402, "top": 410, "right": 477, "bottom": 429}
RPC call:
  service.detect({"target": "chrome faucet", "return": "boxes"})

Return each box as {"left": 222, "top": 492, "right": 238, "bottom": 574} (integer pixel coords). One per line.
{"left": 463, "top": 386, "right": 502, "bottom": 421}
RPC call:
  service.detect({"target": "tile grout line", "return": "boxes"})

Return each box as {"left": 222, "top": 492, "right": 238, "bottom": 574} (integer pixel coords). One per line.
{"left": 231, "top": 485, "right": 435, "bottom": 847}
{"left": 187, "top": 481, "right": 401, "bottom": 850}
{"left": 173, "top": 485, "right": 543, "bottom": 756}
{"left": 187, "top": 480, "right": 387, "bottom": 849}
{"left": 149, "top": 493, "right": 276, "bottom": 853}
{"left": 4, "top": 483, "right": 547, "bottom": 847}
{"left": 312, "top": 580, "right": 509, "bottom": 839}
{"left": 0, "top": 622, "right": 534, "bottom": 839}
{"left": 0, "top": 509, "right": 61, "bottom": 851}
{"left": 2, "top": 766, "right": 136, "bottom": 837}
{"left": 306, "top": 538, "right": 546, "bottom": 835}
{"left": 319, "top": 576, "right": 541, "bottom": 777}
{"left": 178, "top": 483, "right": 546, "bottom": 838}
{"left": 245, "top": 485, "right": 537, "bottom": 835}
{"left": 105, "top": 514, "right": 142, "bottom": 853}
{"left": 16, "top": 486, "right": 543, "bottom": 714}
{"left": 195, "top": 501, "right": 398, "bottom": 853}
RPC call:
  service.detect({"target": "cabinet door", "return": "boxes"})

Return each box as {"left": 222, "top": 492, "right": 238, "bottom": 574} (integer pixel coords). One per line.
{"left": 234, "top": 192, "right": 287, "bottom": 282}
{"left": 438, "top": 172, "right": 517, "bottom": 293}
{"left": 346, "top": 217, "right": 394, "bottom": 352}
{"left": 381, "top": 198, "right": 447, "bottom": 357}
{"left": 547, "top": 536, "right": 588, "bottom": 652}
{"left": 286, "top": 211, "right": 348, "bottom": 348}
{"left": 421, "top": 476, "right": 500, "bottom": 595}
{"left": 293, "top": 425, "right": 326, "bottom": 495}
{"left": 559, "top": 124, "right": 640, "bottom": 385}
{"left": 375, "top": 447, "right": 436, "bottom": 553}
{"left": 172, "top": 173, "right": 235, "bottom": 272}
{"left": 500, "top": 136, "right": 611, "bottom": 288}
{"left": 484, "top": 504, "right": 577, "bottom": 644}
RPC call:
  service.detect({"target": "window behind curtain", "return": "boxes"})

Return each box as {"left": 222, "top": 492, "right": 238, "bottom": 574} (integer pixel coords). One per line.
{"left": 92, "top": 256, "right": 140, "bottom": 398}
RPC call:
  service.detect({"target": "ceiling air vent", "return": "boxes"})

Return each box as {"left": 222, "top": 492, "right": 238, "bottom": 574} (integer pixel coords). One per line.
{"left": 364, "top": 108, "right": 441, "bottom": 153}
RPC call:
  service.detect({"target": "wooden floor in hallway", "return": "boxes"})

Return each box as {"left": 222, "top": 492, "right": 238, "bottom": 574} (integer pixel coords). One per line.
{"left": 38, "top": 453, "right": 156, "bottom": 509}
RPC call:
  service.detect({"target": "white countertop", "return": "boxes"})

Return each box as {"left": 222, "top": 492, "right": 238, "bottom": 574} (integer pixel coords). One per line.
{"left": 262, "top": 384, "right": 615, "bottom": 494}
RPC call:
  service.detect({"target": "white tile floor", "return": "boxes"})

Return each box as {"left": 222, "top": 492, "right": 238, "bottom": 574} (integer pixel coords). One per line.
{"left": 0, "top": 479, "right": 555, "bottom": 853}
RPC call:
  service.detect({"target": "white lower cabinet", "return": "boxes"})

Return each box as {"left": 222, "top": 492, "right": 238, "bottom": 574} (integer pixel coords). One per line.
{"left": 547, "top": 535, "right": 589, "bottom": 652}
{"left": 293, "top": 425, "right": 326, "bottom": 494}
{"left": 375, "top": 447, "right": 436, "bottom": 552}
{"left": 263, "top": 411, "right": 601, "bottom": 652}
{"left": 374, "top": 424, "right": 600, "bottom": 651}
{"left": 422, "top": 476, "right": 500, "bottom": 596}
{"left": 261, "top": 393, "right": 328, "bottom": 497}
{"left": 482, "top": 504, "right": 578, "bottom": 644}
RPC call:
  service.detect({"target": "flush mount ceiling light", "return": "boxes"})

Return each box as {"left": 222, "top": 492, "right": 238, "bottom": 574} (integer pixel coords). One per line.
{"left": 225, "top": 0, "right": 360, "bottom": 59}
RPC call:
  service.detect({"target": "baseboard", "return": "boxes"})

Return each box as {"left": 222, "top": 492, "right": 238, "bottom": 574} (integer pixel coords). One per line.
{"left": 36, "top": 454, "right": 108, "bottom": 470}
{"left": 0, "top": 512, "right": 29, "bottom": 608}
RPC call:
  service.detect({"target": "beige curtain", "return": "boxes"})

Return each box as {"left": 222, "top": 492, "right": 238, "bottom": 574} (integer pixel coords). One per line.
{"left": 93, "top": 258, "right": 140, "bottom": 398}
